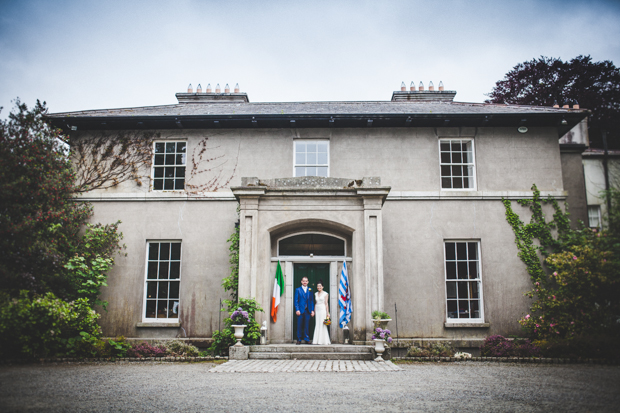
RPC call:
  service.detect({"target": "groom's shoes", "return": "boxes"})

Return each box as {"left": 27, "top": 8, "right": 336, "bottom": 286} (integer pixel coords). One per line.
{"left": 296, "top": 340, "right": 301, "bottom": 345}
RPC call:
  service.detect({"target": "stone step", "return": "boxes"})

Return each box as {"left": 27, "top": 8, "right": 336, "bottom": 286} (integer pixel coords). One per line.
{"left": 249, "top": 344, "right": 373, "bottom": 354}
{"left": 248, "top": 352, "right": 374, "bottom": 360}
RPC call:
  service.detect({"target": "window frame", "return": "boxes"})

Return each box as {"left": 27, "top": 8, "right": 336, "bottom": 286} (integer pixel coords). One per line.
{"left": 151, "top": 141, "right": 187, "bottom": 191}
{"left": 588, "top": 205, "right": 602, "bottom": 228}
{"left": 443, "top": 240, "right": 485, "bottom": 323}
{"left": 293, "top": 139, "right": 330, "bottom": 178}
{"left": 438, "top": 138, "right": 477, "bottom": 191}
{"left": 142, "top": 240, "right": 182, "bottom": 323}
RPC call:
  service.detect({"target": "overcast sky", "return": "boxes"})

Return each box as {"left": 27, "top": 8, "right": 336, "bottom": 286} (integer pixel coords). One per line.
{"left": 1, "top": 0, "right": 619, "bottom": 115}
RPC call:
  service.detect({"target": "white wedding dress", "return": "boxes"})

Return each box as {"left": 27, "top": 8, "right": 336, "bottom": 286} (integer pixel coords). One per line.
{"left": 312, "top": 291, "right": 331, "bottom": 345}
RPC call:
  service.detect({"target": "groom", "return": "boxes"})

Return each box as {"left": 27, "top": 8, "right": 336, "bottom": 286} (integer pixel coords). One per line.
{"left": 294, "top": 276, "right": 314, "bottom": 344}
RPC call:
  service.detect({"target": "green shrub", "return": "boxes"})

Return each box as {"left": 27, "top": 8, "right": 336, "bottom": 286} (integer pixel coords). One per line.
{"left": 0, "top": 291, "right": 101, "bottom": 359}
{"left": 406, "top": 341, "right": 455, "bottom": 357}
{"left": 162, "top": 339, "right": 200, "bottom": 357}
{"left": 208, "top": 298, "right": 264, "bottom": 356}
{"left": 371, "top": 310, "right": 391, "bottom": 320}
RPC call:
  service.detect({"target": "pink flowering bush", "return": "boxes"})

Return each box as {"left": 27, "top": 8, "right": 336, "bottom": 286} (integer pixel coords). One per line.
{"left": 480, "top": 335, "right": 540, "bottom": 358}
{"left": 127, "top": 341, "right": 168, "bottom": 358}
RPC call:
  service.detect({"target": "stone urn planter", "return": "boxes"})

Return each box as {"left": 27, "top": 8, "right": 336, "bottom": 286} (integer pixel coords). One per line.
{"left": 373, "top": 339, "right": 386, "bottom": 361}
{"left": 231, "top": 325, "right": 247, "bottom": 346}
{"left": 372, "top": 318, "right": 391, "bottom": 330}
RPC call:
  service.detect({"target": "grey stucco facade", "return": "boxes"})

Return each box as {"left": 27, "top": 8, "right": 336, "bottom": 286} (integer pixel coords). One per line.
{"left": 47, "top": 89, "right": 588, "bottom": 345}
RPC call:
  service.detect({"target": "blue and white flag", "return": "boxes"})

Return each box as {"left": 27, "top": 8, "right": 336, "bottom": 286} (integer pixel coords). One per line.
{"left": 338, "top": 261, "right": 352, "bottom": 328}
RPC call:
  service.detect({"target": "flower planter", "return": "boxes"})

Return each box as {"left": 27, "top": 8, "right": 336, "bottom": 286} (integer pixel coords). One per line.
{"left": 373, "top": 339, "right": 386, "bottom": 361}
{"left": 231, "top": 324, "right": 247, "bottom": 347}
{"left": 372, "top": 318, "right": 392, "bottom": 330}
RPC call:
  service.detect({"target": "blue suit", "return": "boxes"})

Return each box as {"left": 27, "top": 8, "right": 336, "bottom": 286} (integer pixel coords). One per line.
{"left": 294, "top": 286, "right": 315, "bottom": 342}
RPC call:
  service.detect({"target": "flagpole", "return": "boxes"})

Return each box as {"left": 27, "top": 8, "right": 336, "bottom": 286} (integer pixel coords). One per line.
{"left": 395, "top": 302, "right": 399, "bottom": 348}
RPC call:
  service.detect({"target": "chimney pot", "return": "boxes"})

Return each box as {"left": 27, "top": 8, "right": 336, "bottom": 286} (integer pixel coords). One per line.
{"left": 234, "top": 83, "right": 240, "bottom": 93}
{"left": 187, "top": 83, "right": 193, "bottom": 93}
{"left": 573, "top": 100, "right": 579, "bottom": 109}
{"left": 410, "top": 81, "right": 415, "bottom": 91}
{"left": 429, "top": 81, "right": 434, "bottom": 91}
{"left": 419, "top": 81, "right": 424, "bottom": 91}
{"left": 438, "top": 81, "right": 444, "bottom": 91}
{"left": 225, "top": 83, "right": 230, "bottom": 93}
{"left": 401, "top": 81, "right": 406, "bottom": 91}
{"left": 196, "top": 84, "right": 202, "bottom": 93}
{"left": 206, "top": 83, "right": 212, "bottom": 93}
{"left": 215, "top": 83, "right": 221, "bottom": 93}
{"left": 562, "top": 104, "right": 569, "bottom": 108}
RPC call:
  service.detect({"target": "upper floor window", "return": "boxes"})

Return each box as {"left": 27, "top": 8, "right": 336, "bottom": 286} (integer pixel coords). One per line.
{"left": 294, "top": 140, "right": 329, "bottom": 177}
{"left": 439, "top": 139, "right": 476, "bottom": 190}
{"left": 153, "top": 141, "right": 186, "bottom": 190}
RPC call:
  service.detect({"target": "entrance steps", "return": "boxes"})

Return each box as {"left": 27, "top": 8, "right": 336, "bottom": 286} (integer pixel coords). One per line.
{"left": 248, "top": 344, "right": 374, "bottom": 360}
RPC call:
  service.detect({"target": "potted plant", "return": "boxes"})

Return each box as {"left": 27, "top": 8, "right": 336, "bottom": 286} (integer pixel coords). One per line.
{"left": 230, "top": 308, "right": 250, "bottom": 346}
{"left": 372, "top": 327, "right": 393, "bottom": 361}
{"left": 371, "top": 310, "right": 392, "bottom": 330}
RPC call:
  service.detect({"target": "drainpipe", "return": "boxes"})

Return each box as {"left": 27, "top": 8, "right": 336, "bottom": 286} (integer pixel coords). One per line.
{"left": 602, "top": 130, "right": 612, "bottom": 214}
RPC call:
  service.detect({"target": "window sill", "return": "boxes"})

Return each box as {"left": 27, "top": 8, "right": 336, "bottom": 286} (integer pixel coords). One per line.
{"left": 444, "top": 322, "right": 489, "bottom": 328}
{"left": 137, "top": 322, "right": 181, "bottom": 328}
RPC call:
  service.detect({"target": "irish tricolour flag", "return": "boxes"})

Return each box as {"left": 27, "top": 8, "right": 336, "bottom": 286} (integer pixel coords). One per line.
{"left": 271, "top": 261, "right": 285, "bottom": 322}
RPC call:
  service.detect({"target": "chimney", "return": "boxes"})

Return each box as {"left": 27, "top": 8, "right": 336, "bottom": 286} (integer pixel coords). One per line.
{"left": 176, "top": 82, "right": 249, "bottom": 103}
{"left": 392, "top": 81, "right": 456, "bottom": 102}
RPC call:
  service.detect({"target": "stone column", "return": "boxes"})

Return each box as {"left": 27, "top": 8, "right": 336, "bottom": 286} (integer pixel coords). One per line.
{"left": 238, "top": 196, "right": 259, "bottom": 299}
{"left": 363, "top": 195, "right": 385, "bottom": 341}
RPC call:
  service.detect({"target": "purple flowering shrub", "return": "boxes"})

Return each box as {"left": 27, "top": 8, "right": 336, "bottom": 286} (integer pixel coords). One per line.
{"left": 230, "top": 308, "right": 250, "bottom": 325}
{"left": 127, "top": 341, "right": 168, "bottom": 358}
{"left": 371, "top": 327, "right": 393, "bottom": 343}
{"left": 480, "top": 335, "right": 541, "bottom": 357}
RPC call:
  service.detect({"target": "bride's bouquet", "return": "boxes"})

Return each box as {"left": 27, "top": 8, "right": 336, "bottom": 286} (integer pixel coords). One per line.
{"left": 323, "top": 316, "right": 331, "bottom": 326}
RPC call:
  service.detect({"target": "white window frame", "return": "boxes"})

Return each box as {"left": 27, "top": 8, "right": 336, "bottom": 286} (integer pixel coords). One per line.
{"left": 152, "top": 141, "right": 187, "bottom": 191}
{"left": 443, "top": 240, "right": 484, "bottom": 323}
{"left": 142, "top": 240, "right": 182, "bottom": 323}
{"left": 588, "top": 205, "right": 602, "bottom": 228}
{"left": 293, "top": 140, "right": 330, "bottom": 177}
{"left": 438, "top": 138, "right": 477, "bottom": 190}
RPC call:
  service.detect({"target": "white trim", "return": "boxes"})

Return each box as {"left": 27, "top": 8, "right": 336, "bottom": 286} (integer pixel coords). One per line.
{"left": 438, "top": 138, "right": 477, "bottom": 191}
{"left": 293, "top": 140, "right": 330, "bottom": 178}
{"left": 141, "top": 240, "right": 182, "bottom": 324}
{"left": 276, "top": 231, "right": 347, "bottom": 257}
{"left": 442, "top": 240, "right": 485, "bottom": 324}
{"left": 272, "top": 256, "right": 352, "bottom": 262}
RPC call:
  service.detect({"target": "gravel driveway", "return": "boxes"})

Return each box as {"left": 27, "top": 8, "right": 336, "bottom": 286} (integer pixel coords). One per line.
{"left": 1, "top": 361, "right": 619, "bottom": 412}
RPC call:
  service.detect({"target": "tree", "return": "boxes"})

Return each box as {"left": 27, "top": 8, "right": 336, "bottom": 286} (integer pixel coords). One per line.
{"left": 487, "top": 55, "right": 620, "bottom": 149}
{"left": 0, "top": 99, "right": 122, "bottom": 302}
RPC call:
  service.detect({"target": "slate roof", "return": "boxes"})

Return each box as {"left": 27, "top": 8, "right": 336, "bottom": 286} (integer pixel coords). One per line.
{"left": 48, "top": 100, "right": 585, "bottom": 117}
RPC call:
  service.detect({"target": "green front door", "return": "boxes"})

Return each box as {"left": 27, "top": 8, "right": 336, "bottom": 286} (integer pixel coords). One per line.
{"left": 293, "top": 263, "right": 330, "bottom": 341}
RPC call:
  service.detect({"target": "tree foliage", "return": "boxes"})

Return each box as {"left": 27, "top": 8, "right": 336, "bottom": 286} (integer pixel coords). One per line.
{"left": 487, "top": 55, "right": 620, "bottom": 149}
{"left": 0, "top": 99, "right": 123, "bottom": 303}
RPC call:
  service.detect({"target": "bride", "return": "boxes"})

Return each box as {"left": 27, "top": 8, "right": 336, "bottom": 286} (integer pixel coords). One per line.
{"left": 312, "top": 280, "right": 331, "bottom": 345}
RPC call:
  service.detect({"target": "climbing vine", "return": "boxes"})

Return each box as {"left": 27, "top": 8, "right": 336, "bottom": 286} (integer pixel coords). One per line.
{"left": 502, "top": 184, "right": 571, "bottom": 287}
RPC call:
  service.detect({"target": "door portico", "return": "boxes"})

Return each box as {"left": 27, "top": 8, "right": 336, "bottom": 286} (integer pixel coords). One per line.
{"left": 232, "top": 176, "right": 390, "bottom": 343}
